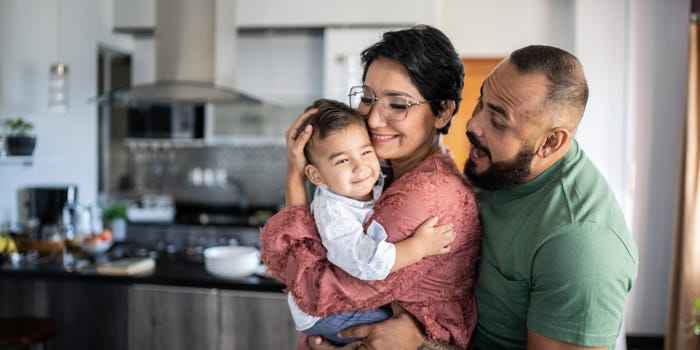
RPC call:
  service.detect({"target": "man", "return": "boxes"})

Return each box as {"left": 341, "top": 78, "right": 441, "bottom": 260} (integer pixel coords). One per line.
{"left": 317, "top": 45, "right": 638, "bottom": 350}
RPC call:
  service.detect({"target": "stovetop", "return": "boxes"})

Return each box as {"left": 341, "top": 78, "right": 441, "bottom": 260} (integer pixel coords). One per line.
{"left": 114, "top": 223, "right": 262, "bottom": 263}
{"left": 174, "top": 203, "right": 276, "bottom": 226}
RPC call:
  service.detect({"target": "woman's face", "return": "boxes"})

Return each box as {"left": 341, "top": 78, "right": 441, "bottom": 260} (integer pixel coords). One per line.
{"left": 362, "top": 58, "right": 442, "bottom": 163}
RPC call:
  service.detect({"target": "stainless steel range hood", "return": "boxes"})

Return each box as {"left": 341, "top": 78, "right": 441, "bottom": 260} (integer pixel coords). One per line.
{"left": 97, "top": 0, "right": 259, "bottom": 106}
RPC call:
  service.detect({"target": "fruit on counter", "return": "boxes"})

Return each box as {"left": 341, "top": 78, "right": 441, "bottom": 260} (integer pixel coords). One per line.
{"left": 0, "top": 235, "right": 18, "bottom": 255}
{"left": 84, "top": 229, "right": 113, "bottom": 244}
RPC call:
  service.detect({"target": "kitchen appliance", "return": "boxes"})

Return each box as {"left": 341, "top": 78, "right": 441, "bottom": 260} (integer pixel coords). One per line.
{"left": 95, "top": 0, "right": 260, "bottom": 106}
{"left": 127, "top": 104, "right": 205, "bottom": 139}
{"left": 18, "top": 185, "right": 78, "bottom": 238}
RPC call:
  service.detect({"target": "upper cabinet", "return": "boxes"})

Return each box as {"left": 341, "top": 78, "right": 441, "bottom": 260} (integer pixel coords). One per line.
{"left": 113, "top": 0, "right": 155, "bottom": 33}
{"left": 113, "top": 0, "right": 437, "bottom": 32}
{"left": 236, "top": 0, "right": 437, "bottom": 28}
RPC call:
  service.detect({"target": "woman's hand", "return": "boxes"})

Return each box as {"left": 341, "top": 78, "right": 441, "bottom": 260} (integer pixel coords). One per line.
{"left": 340, "top": 303, "right": 426, "bottom": 350}
{"left": 284, "top": 108, "right": 316, "bottom": 206}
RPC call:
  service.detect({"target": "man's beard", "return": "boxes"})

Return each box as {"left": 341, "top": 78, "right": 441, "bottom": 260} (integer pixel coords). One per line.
{"left": 463, "top": 132, "right": 536, "bottom": 191}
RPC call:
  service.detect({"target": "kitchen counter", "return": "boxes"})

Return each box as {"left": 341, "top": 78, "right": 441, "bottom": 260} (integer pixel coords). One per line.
{"left": 0, "top": 243, "right": 298, "bottom": 350}
{"left": 0, "top": 248, "right": 285, "bottom": 293}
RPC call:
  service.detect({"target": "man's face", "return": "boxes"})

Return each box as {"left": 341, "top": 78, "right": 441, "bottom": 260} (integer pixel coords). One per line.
{"left": 464, "top": 60, "right": 549, "bottom": 190}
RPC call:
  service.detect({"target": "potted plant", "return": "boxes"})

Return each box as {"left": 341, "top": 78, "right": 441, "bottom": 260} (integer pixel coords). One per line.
{"left": 3, "top": 117, "right": 36, "bottom": 156}
{"left": 101, "top": 202, "right": 128, "bottom": 242}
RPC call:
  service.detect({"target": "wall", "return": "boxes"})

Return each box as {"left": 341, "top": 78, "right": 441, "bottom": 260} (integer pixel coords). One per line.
{"left": 0, "top": 0, "right": 132, "bottom": 228}
{"left": 624, "top": 0, "right": 688, "bottom": 335}
{"left": 441, "top": 0, "right": 575, "bottom": 56}
{"left": 573, "top": 0, "right": 688, "bottom": 336}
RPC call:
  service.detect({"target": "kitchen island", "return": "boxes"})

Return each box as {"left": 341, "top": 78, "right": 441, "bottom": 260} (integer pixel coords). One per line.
{"left": 0, "top": 247, "right": 298, "bottom": 350}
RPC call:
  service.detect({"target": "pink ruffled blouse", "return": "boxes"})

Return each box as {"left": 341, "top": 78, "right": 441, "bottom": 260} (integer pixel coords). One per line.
{"left": 260, "top": 152, "right": 481, "bottom": 349}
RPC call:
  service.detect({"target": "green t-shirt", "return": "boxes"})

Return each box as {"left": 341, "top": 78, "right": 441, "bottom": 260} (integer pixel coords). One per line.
{"left": 472, "top": 141, "right": 638, "bottom": 349}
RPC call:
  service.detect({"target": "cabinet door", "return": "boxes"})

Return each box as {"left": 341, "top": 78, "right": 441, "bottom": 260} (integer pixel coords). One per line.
{"left": 128, "top": 284, "right": 218, "bottom": 350}
{"left": 113, "top": 0, "right": 154, "bottom": 31}
{"left": 0, "top": 279, "right": 128, "bottom": 350}
{"left": 219, "top": 290, "right": 299, "bottom": 350}
{"left": 323, "top": 28, "right": 395, "bottom": 102}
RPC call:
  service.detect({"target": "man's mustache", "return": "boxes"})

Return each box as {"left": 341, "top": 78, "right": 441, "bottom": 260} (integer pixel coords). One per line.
{"left": 466, "top": 131, "right": 490, "bottom": 159}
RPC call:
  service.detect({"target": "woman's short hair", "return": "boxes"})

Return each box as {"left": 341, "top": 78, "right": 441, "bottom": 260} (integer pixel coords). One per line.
{"left": 360, "top": 25, "right": 464, "bottom": 135}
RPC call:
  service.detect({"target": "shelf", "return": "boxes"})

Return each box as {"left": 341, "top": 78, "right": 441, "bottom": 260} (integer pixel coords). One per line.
{"left": 0, "top": 155, "right": 33, "bottom": 166}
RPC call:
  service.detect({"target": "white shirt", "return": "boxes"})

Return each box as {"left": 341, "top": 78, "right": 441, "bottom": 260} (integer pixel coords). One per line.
{"left": 288, "top": 174, "right": 396, "bottom": 330}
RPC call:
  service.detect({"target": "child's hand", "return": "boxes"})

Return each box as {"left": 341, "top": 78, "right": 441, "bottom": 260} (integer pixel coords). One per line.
{"left": 390, "top": 217, "right": 456, "bottom": 272}
{"left": 412, "top": 216, "right": 455, "bottom": 258}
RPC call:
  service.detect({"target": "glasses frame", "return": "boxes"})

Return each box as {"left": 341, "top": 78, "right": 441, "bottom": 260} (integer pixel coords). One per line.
{"left": 348, "top": 85, "right": 439, "bottom": 122}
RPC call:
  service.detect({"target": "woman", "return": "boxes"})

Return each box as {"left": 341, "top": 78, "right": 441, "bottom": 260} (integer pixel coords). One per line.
{"left": 260, "top": 25, "right": 481, "bottom": 350}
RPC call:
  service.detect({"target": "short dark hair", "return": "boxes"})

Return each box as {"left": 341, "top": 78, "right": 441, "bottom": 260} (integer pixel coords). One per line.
{"left": 509, "top": 45, "right": 589, "bottom": 118}
{"left": 360, "top": 25, "right": 464, "bottom": 135}
{"left": 298, "top": 99, "right": 367, "bottom": 164}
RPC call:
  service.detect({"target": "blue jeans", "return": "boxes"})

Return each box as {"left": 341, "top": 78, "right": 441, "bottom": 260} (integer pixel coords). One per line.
{"left": 304, "top": 305, "right": 392, "bottom": 345}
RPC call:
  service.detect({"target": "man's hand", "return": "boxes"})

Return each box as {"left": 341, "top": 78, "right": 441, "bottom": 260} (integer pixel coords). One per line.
{"left": 307, "top": 334, "right": 360, "bottom": 350}
{"left": 339, "top": 303, "right": 426, "bottom": 350}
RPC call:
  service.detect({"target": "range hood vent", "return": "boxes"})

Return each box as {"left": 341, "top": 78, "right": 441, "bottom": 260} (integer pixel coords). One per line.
{"left": 97, "top": 0, "right": 259, "bottom": 106}
{"left": 98, "top": 81, "right": 261, "bottom": 106}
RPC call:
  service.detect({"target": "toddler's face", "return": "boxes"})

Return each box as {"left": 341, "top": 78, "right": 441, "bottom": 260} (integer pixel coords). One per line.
{"left": 305, "top": 123, "right": 381, "bottom": 201}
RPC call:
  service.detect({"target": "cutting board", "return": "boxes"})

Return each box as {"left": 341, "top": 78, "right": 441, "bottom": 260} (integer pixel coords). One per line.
{"left": 97, "top": 257, "right": 156, "bottom": 276}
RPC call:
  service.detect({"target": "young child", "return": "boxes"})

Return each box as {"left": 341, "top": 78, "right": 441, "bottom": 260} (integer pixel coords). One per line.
{"left": 286, "top": 99, "right": 455, "bottom": 345}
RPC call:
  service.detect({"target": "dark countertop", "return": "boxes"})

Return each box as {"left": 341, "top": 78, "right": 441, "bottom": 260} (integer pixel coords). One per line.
{"left": 0, "top": 245, "right": 286, "bottom": 293}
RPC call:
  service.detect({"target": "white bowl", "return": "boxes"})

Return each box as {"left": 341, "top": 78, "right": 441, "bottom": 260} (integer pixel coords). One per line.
{"left": 80, "top": 240, "right": 113, "bottom": 255}
{"left": 203, "top": 246, "right": 260, "bottom": 280}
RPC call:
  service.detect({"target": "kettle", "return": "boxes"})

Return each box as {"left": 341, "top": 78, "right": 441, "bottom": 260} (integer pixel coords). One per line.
{"left": 62, "top": 203, "right": 102, "bottom": 241}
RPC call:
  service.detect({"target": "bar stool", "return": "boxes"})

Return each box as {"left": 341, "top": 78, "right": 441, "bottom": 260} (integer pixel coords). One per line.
{"left": 0, "top": 317, "right": 57, "bottom": 350}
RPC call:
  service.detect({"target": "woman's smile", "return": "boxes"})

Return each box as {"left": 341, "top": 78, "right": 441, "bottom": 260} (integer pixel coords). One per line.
{"left": 370, "top": 133, "right": 398, "bottom": 144}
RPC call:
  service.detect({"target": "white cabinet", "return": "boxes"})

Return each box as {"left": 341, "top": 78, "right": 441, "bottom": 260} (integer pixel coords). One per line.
{"left": 233, "top": 29, "right": 324, "bottom": 105}
{"left": 114, "top": 0, "right": 437, "bottom": 31}
{"left": 113, "top": 0, "right": 155, "bottom": 30}
{"left": 323, "top": 28, "right": 400, "bottom": 102}
{"left": 236, "top": 0, "right": 437, "bottom": 28}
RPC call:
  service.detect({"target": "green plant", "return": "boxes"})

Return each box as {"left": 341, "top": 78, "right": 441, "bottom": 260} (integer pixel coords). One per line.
{"left": 101, "top": 203, "right": 128, "bottom": 221}
{"left": 3, "top": 117, "right": 34, "bottom": 137}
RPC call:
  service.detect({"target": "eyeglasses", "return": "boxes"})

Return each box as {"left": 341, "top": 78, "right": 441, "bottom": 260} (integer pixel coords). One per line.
{"left": 348, "top": 85, "right": 437, "bottom": 122}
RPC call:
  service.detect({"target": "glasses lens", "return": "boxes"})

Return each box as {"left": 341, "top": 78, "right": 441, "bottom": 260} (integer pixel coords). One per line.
{"left": 379, "top": 94, "right": 410, "bottom": 121}
{"left": 349, "top": 86, "right": 373, "bottom": 116}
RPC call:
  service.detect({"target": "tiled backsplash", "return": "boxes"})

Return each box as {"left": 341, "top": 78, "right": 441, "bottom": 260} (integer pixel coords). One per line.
{"left": 127, "top": 138, "right": 287, "bottom": 208}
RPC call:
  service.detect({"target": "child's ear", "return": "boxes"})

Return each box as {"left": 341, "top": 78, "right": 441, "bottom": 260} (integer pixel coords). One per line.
{"left": 304, "top": 164, "right": 324, "bottom": 186}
